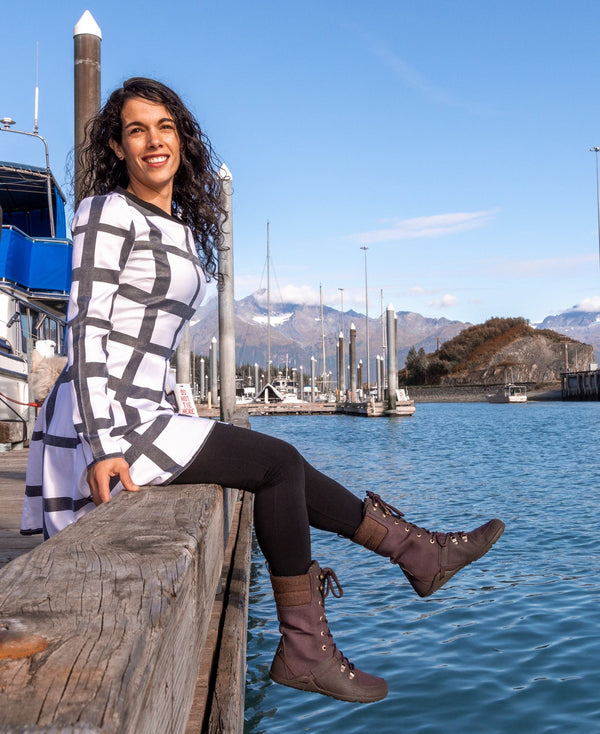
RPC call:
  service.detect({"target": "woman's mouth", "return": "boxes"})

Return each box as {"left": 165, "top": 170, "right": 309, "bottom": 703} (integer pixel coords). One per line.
{"left": 143, "top": 155, "right": 169, "bottom": 165}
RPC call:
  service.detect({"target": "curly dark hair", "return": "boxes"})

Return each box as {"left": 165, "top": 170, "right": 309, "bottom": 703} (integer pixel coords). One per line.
{"left": 76, "top": 77, "right": 226, "bottom": 281}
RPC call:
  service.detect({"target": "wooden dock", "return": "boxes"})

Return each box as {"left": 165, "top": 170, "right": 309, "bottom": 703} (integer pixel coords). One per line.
{"left": 197, "top": 400, "right": 415, "bottom": 417}
{"left": 561, "top": 368, "right": 600, "bottom": 399}
{"left": 0, "top": 448, "right": 253, "bottom": 733}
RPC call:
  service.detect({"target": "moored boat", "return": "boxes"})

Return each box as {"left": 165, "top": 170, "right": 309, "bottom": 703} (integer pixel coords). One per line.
{"left": 486, "top": 383, "right": 527, "bottom": 403}
{"left": 0, "top": 137, "right": 72, "bottom": 437}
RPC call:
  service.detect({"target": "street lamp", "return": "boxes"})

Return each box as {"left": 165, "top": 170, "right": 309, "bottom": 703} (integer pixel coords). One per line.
{"left": 338, "top": 287, "right": 345, "bottom": 337}
{"left": 360, "top": 245, "right": 371, "bottom": 392}
{"left": 590, "top": 146, "right": 600, "bottom": 268}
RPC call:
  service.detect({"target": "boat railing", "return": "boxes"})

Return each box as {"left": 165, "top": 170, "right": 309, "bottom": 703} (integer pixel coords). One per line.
{"left": 0, "top": 224, "right": 72, "bottom": 294}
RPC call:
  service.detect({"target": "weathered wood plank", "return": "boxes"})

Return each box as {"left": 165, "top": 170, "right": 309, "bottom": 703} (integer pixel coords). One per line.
{"left": 0, "top": 482, "right": 238, "bottom": 734}
{"left": 0, "top": 449, "right": 44, "bottom": 569}
{"left": 205, "top": 491, "right": 253, "bottom": 734}
{"left": 184, "top": 491, "right": 253, "bottom": 734}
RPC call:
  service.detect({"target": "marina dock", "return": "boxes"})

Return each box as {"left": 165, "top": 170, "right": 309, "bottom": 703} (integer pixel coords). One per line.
{"left": 0, "top": 449, "right": 252, "bottom": 733}
{"left": 561, "top": 368, "right": 600, "bottom": 399}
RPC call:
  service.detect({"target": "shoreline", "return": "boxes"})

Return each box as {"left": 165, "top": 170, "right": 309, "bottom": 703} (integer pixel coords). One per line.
{"left": 408, "top": 383, "right": 562, "bottom": 403}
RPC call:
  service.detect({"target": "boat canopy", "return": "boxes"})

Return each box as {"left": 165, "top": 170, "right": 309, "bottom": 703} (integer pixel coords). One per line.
{"left": 0, "top": 162, "right": 72, "bottom": 293}
{"left": 0, "top": 161, "right": 67, "bottom": 239}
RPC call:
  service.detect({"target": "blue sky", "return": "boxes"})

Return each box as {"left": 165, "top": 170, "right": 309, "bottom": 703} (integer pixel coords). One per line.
{"left": 2, "top": 0, "right": 600, "bottom": 326}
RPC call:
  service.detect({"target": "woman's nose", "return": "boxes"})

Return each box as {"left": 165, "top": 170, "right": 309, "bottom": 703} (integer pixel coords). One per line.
{"left": 146, "top": 128, "right": 162, "bottom": 147}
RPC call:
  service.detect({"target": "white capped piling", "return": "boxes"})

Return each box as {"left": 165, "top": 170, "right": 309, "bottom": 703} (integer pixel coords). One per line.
{"left": 386, "top": 303, "right": 398, "bottom": 412}
{"left": 310, "top": 356, "right": 317, "bottom": 402}
{"left": 218, "top": 163, "right": 235, "bottom": 422}
{"left": 299, "top": 365, "right": 304, "bottom": 401}
{"left": 210, "top": 336, "right": 218, "bottom": 406}
{"left": 358, "top": 360, "right": 363, "bottom": 398}
{"left": 200, "top": 357, "right": 206, "bottom": 401}
{"left": 349, "top": 323, "right": 357, "bottom": 400}
{"left": 73, "top": 10, "right": 101, "bottom": 203}
{"left": 376, "top": 355, "right": 383, "bottom": 401}
{"left": 254, "top": 363, "right": 259, "bottom": 398}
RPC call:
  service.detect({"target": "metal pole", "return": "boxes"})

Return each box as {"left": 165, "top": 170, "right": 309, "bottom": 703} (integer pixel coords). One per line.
{"left": 337, "top": 331, "right": 345, "bottom": 400}
{"left": 360, "top": 246, "right": 371, "bottom": 392}
{"left": 218, "top": 164, "right": 235, "bottom": 422}
{"left": 591, "top": 147, "right": 600, "bottom": 269}
{"left": 266, "top": 221, "right": 271, "bottom": 384}
{"left": 386, "top": 303, "right": 398, "bottom": 412}
{"left": 338, "top": 288, "right": 345, "bottom": 337}
{"left": 320, "top": 284, "right": 327, "bottom": 384}
{"left": 200, "top": 357, "right": 205, "bottom": 401}
{"left": 349, "top": 323, "right": 357, "bottom": 401}
{"left": 74, "top": 10, "right": 101, "bottom": 204}
{"left": 210, "top": 336, "right": 218, "bottom": 406}
{"left": 380, "top": 288, "right": 386, "bottom": 385}
{"left": 176, "top": 324, "right": 191, "bottom": 383}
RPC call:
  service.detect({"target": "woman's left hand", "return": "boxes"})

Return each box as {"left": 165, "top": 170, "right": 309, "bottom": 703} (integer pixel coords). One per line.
{"left": 87, "top": 457, "right": 140, "bottom": 505}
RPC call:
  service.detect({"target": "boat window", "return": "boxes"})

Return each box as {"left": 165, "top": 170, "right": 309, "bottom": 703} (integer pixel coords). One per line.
{"left": 0, "top": 337, "right": 12, "bottom": 354}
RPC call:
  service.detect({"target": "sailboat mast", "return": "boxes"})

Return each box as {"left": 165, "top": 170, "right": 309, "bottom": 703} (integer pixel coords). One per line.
{"left": 267, "top": 221, "right": 271, "bottom": 384}
{"left": 320, "top": 284, "right": 327, "bottom": 388}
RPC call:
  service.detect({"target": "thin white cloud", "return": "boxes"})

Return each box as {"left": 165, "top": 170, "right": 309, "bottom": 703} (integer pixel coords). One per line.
{"left": 569, "top": 296, "right": 600, "bottom": 313}
{"left": 348, "top": 210, "right": 497, "bottom": 245}
{"left": 255, "top": 284, "right": 321, "bottom": 306}
{"left": 346, "top": 24, "right": 494, "bottom": 115}
{"left": 428, "top": 294, "right": 459, "bottom": 309}
{"left": 370, "top": 42, "right": 459, "bottom": 108}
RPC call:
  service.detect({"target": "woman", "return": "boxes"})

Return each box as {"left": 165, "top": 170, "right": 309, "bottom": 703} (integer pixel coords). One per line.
{"left": 21, "top": 78, "right": 505, "bottom": 704}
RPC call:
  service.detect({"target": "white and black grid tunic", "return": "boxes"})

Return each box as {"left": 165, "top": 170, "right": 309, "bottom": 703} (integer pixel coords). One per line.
{"left": 21, "top": 188, "right": 215, "bottom": 538}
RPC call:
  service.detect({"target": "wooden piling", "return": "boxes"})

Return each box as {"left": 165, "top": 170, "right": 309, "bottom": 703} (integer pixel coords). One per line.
{"left": 73, "top": 11, "right": 101, "bottom": 204}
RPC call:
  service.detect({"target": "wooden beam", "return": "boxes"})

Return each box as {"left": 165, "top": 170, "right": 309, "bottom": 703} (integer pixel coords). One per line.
{"left": 0, "top": 482, "right": 239, "bottom": 733}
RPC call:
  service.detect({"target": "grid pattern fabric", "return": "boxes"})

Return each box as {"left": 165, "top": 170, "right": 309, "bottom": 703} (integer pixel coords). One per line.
{"left": 21, "top": 189, "right": 215, "bottom": 538}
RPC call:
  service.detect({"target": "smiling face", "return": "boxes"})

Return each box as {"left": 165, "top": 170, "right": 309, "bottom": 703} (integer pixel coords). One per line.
{"left": 109, "top": 96, "right": 181, "bottom": 212}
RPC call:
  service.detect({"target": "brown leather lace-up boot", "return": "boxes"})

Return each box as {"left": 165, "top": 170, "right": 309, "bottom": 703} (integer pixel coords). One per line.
{"left": 352, "top": 491, "right": 505, "bottom": 597}
{"left": 269, "top": 560, "right": 388, "bottom": 703}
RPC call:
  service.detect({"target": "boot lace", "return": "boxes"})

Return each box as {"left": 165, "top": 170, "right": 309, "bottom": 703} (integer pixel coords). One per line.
{"left": 317, "top": 567, "right": 356, "bottom": 677}
{"left": 319, "top": 566, "right": 344, "bottom": 599}
{"left": 366, "top": 491, "right": 468, "bottom": 546}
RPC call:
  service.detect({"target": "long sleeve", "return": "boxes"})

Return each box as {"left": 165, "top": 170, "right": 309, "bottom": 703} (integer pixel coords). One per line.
{"left": 68, "top": 194, "right": 136, "bottom": 467}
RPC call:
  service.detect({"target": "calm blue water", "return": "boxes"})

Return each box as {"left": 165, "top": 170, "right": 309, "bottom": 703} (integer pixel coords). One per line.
{"left": 243, "top": 403, "right": 600, "bottom": 734}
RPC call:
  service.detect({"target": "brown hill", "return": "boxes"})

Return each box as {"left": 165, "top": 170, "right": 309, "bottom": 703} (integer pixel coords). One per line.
{"left": 404, "top": 317, "right": 594, "bottom": 386}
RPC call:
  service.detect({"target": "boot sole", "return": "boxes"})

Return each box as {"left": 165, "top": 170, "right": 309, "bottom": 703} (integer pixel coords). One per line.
{"left": 405, "top": 519, "right": 506, "bottom": 598}
{"left": 269, "top": 671, "right": 388, "bottom": 703}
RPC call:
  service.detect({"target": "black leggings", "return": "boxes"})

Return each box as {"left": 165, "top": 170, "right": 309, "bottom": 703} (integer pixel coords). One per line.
{"left": 172, "top": 421, "right": 364, "bottom": 576}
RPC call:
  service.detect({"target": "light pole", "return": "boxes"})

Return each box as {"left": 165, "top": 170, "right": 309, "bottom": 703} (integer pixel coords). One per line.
{"left": 360, "top": 245, "right": 371, "bottom": 393}
{"left": 338, "top": 287, "right": 345, "bottom": 337}
{"left": 591, "top": 147, "right": 600, "bottom": 268}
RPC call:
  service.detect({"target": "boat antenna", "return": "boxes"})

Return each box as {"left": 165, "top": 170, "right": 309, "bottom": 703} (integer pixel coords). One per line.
{"left": 267, "top": 221, "right": 271, "bottom": 385}
{"left": 33, "top": 42, "right": 39, "bottom": 134}
{"left": 320, "top": 283, "right": 327, "bottom": 388}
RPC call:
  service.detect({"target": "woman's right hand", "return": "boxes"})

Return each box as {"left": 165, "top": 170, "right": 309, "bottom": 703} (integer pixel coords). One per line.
{"left": 87, "top": 457, "right": 140, "bottom": 505}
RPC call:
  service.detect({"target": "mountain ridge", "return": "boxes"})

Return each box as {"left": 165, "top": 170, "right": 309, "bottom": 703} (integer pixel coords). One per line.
{"left": 190, "top": 291, "right": 598, "bottom": 373}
